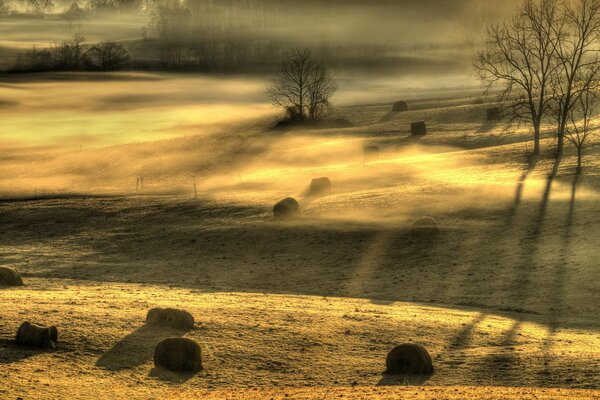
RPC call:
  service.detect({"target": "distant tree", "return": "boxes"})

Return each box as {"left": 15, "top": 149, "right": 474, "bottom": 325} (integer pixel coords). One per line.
{"left": 51, "top": 34, "right": 86, "bottom": 70}
{"left": 476, "top": 0, "right": 561, "bottom": 156}
{"left": 83, "top": 41, "right": 130, "bottom": 70}
{"left": 87, "top": 0, "right": 116, "bottom": 12}
{"left": 267, "top": 48, "right": 336, "bottom": 122}
{"left": 115, "top": 0, "right": 140, "bottom": 12}
{"left": 63, "top": 2, "right": 85, "bottom": 30}
{"left": 0, "top": 0, "right": 11, "bottom": 16}
{"left": 27, "top": 0, "right": 55, "bottom": 15}
{"left": 148, "top": 0, "right": 192, "bottom": 68}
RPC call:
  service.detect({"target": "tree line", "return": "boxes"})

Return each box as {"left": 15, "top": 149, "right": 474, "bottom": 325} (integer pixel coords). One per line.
{"left": 477, "top": 0, "right": 600, "bottom": 173}
{"left": 12, "top": 35, "right": 130, "bottom": 72}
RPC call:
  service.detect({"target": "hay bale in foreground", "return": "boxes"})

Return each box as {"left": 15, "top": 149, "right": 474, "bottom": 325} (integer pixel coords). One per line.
{"left": 273, "top": 198, "right": 300, "bottom": 219}
{"left": 146, "top": 308, "right": 195, "bottom": 330}
{"left": 154, "top": 337, "right": 203, "bottom": 372}
{"left": 411, "top": 121, "right": 427, "bottom": 136}
{"left": 386, "top": 343, "right": 434, "bottom": 375}
{"left": 487, "top": 107, "right": 502, "bottom": 121}
{"left": 15, "top": 322, "right": 58, "bottom": 349}
{"left": 0, "top": 267, "right": 23, "bottom": 286}
{"left": 309, "top": 177, "right": 332, "bottom": 196}
{"left": 411, "top": 216, "right": 439, "bottom": 236}
{"left": 363, "top": 145, "right": 380, "bottom": 162}
{"left": 392, "top": 101, "right": 408, "bottom": 112}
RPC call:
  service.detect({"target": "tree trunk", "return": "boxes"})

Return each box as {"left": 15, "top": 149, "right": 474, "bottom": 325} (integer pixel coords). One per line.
{"left": 556, "top": 132, "right": 565, "bottom": 159}
{"left": 576, "top": 146, "right": 583, "bottom": 174}
{"left": 533, "top": 123, "right": 541, "bottom": 155}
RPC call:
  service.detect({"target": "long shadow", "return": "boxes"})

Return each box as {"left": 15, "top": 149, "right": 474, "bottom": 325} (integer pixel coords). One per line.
{"left": 96, "top": 325, "right": 186, "bottom": 371}
{"left": 538, "top": 173, "right": 579, "bottom": 385}
{"left": 511, "top": 155, "right": 539, "bottom": 213}
{"left": 447, "top": 313, "right": 486, "bottom": 351}
{"left": 378, "top": 112, "right": 397, "bottom": 123}
{"left": 530, "top": 158, "right": 561, "bottom": 236}
{"left": 0, "top": 339, "right": 41, "bottom": 364}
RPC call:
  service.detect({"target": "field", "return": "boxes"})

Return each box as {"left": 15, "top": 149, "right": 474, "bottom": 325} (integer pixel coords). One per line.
{"left": 0, "top": 73, "right": 599, "bottom": 399}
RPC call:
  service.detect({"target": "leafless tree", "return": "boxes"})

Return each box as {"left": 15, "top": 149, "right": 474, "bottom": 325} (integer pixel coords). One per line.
{"left": 0, "top": 0, "right": 11, "bottom": 16}
{"left": 27, "top": 0, "right": 55, "bottom": 15}
{"left": 148, "top": 0, "right": 192, "bottom": 68}
{"left": 267, "top": 48, "right": 336, "bottom": 122}
{"left": 476, "top": 0, "right": 561, "bottom": 156}
{"left": 83, "top": 41, "right": 130, "bottom": 71}
{"left": 549, "top": 0, "right": 600, "bottom": 159}
{"left": 566, "top": 80, "right": 600, "bottom": 173}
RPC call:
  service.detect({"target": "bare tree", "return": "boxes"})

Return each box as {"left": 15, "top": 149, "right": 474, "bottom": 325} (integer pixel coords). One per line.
{"left": 267, "top": 48, "right": 336, "bottom": 122}
{"left": 63, "top": 2, "right": 85, "bottom": 31}
{"left": 307, "top": 61, "right": 336, "bottom": 120}
{"left": 83, "top": 41, "right": 130, "bottom": 71}
{"left": 28, "top": 0, "right": 54, "bottom": 15}
{"left": 549, "top": 0, "right": 600, "bottom": 159}
{"left": 566, "top": 80, "right": 600, "bottom": 173}
{"left": 476, "top": 0, "right": 561, "bottom": 156}
{"left": 148, "top": 0, "right": 192, "bottom": 68}
{"left": 0, "top": 0, "right": 11, "bottom": 16}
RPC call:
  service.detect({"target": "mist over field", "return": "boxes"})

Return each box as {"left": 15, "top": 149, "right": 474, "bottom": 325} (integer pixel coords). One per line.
{"left": 0, "top": 1, "right": 599, "bottom": 400}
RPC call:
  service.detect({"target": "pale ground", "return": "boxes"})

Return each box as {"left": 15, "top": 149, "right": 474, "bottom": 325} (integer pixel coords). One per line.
{"left": 1, "top": 81, "right": 600, "bottom": 399}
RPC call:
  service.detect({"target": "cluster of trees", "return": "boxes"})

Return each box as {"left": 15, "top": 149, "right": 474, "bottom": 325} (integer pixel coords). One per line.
{"left": 477, "top": 0, "right": 600, "bottom": 173}
{"left": 145, "top": 0, "right": 281, "bottom": 70}
{"left": 0, "top": 0, "right": 149, "bottom": 16}
{"left": 267, "top": 49, "right": 336, "bottom": 123}
{"left": 13, "top": 35, "right": 130, "bottom": 72}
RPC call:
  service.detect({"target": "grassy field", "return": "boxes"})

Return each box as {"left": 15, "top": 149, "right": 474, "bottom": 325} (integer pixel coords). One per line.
{"left": 1, "top": 78, "right": 599, "bottom": 398}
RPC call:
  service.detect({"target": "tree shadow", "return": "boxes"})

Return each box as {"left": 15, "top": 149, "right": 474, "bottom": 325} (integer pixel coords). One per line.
{"left": 511, "top": 154, "right": 539, "bottom": 213}
{"left": 447, "top": 313, "right": 486, "bottom": 351}
{"left": 538, "top": 173, "right": 579, "bottom": 385}
{"left": 476, "top": 121, "right": 497, "bottom": 134}
{"left": 96, "top": 325, "right": 187, "bottom": 371}
{"left": 378, "top": 112, "right": 397, "bottom": 123}
{"left": 530, "top": 158, "right": 561, "bottom": 236}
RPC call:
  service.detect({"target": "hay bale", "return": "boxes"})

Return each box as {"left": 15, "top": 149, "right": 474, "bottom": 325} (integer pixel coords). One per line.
{"left": 486, "top": 107, "right": 501, "bottom": 121}
{"left": 411, "top": 121, "right": 427, "bottom": 136}
{"left": 146, "top": 308, "right": 195, "bottom": 330}
{"left": 273, "top": 197, "right": 300, "bottom": 219}
{"left": 363, "top": 145, "right": 380, "bottom": 162}
{"left": 0, "top": 266, "right": 23, "bottom": 286}
{"left": 392, "top": 101, "right": 408, "bottom": 112}
{"left": 309, "top": 177, "right": 332, "bottom": 196}
{"left": 154, "top": 337, "right": 203, "bottom": 372}
{"left": 411, "top": 216, "right": 439, "bottom": 236}
{"left": 386, "top": 343, "right": 434, "bottom": 375}
{"left": 15, "top": 322, "right": 58, "bottom": 349}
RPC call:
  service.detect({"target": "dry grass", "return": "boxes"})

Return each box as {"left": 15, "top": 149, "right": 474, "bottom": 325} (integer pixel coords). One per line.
{"left": 1, "top": 76, "right": 599, "bottom": 398}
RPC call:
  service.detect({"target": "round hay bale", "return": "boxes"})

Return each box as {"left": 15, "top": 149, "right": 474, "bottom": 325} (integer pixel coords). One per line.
{"left": 15, "top": 322, "right": 58, "bottom": 349}
{"left": 146, "top": 308, "right": 195, "bottom": 330}
{"left": 363, "top": 145, "right": 380, "bottom": 162}
{"left": 411, "top": 216, "right": 439, "bottom": 236}
{"left": 386, "top": 343, "right": 434, "bottom": 375}
{"left": 273, "top": 197, "right": 300, "bottom": 219}
{"left": 486, "top": 107, "right": 501, "bottom": 121}
{"left": 309, "top": 177, "right": 332, "bottom": 196}
{"left": 392, "top": 101, "right": 408, "bottom": 112}
{"left": 411, "top": 121, "right": 427, "bottom": 136}
{"left": 0, "top": 266, "right": 23, "bottom": 286}
{"left": 154, "top": 337, "right": 203, "bottom": 372}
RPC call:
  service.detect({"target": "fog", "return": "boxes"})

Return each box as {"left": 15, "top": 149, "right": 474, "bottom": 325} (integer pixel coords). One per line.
{"left": 0, "top": 0, "right": 522, "bottom": 218}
